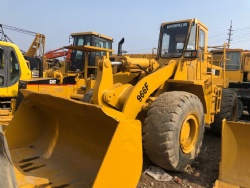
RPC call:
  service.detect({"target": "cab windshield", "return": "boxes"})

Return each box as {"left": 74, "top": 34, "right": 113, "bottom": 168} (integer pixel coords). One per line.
{"left": 72, "top": 35, "right": 112, "bottom": 61}
{"left": 161, "top": 22, "right": 189, "bottom": 58}
{"left": 70, "top": 34, "right": 112, "bottom": 71}
{"left": 212, "top": 51, "right": 241, "bottom": 70}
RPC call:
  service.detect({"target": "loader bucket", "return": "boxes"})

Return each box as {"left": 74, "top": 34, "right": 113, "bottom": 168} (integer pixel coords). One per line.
{"left": 214, "top": 120, "right": 250, "bottom": 188}
{"left": 5, "top": 90, "right": 142, "bottom": 188}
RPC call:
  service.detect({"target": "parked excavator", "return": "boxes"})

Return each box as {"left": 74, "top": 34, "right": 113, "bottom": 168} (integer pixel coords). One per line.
{"left": 43, "top": 47, "right": 72, "bottom": 73}
{"left": 3, "top": 18, "right": 235, "bottom": 187}
{"left": 44, "top": 47, "right": 70, "bottom": 59}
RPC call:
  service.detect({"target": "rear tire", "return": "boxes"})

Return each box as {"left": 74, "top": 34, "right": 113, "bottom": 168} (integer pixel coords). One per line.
{"left": 237, "top": 99, "right": 243, "bottom": 119}
{"left": 211, "top": 88, "right": 238, "bottom": 135}
{"left": 143, "top": 91, "right": 204, "bottom": 171}
{"left": 246, "top": 99, "right": 250, "bottom": 115}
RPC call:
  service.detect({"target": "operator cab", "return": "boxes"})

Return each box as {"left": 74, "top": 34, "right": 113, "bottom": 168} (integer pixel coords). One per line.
{"left": 69, "top": 32, "right": 113, "bottom": 73}
{"left": 161, "top": 22, "right": 189, "bottom": 58}
{"left": 159, "top": 19, "right": 206, "bottom": 59}
{"left": 0, "top": 46, "right": 20, "bottom": 87}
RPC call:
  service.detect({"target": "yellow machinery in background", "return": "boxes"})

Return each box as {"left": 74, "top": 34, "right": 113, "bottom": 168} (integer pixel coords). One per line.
{"left": 211, "top": 48, "right": 250, "bottom": 118}
{"left": 0, "top": 41, "right": 32, "bottom": 124}
{"left": 0, "top": 32, "right": 113, "bottom": 125}
{"left": 19, "top": 45, "right": 113, "bottom": 101}
{"left": 43, "top": 31, "right": 113, "bottom": 73}
{"left": 211, "top": 48, "right": 250, "bottom": 82}
{"left": 25, "top": 33, "right": 45, "bottom": 57}
{"left": 21, "top": 31, "right": 114, "bottom": 100}
{"left": 4, "top": 18, "right": 233, "bottom": 187}
{"left": 0, "top": 24, "right": 46, "bottom": 72}
{"left": 0, "top": 24, "right": 45, "bottom": 125}
{"left": 214, "top": 120, "right": 250, "bottom": 188}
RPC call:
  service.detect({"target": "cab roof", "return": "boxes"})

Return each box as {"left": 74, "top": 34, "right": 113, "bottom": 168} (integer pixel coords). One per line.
{"left": 70, "top": 31, "right": 113, "bottom": 41}
{"left": 161, "top": 18, "right": 208, "bottom": 30}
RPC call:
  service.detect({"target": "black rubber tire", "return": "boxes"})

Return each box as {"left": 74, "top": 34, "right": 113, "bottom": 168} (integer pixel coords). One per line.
{"left": 246, "top": 99, "right": 250, "bottom": 115}
{"left": 143, "top": 91, "right": 204, "bottom": 172}
{"left": 211, "top": 88, "right": 238, "bottom": 135}
{"left": 82, "top": 89, "right": 93, "bottom": 103}
{"left": 237, "top": 99, "right": 243, "bottom": 119}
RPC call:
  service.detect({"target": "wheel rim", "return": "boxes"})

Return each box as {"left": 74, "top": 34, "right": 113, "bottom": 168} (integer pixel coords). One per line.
{"left": 179, "top": 114, "right": 199, "bottom": 154}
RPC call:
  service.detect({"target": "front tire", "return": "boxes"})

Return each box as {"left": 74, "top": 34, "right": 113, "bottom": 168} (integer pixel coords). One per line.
{"left": 143, "top": 91, "right": 204, "bottom": 171}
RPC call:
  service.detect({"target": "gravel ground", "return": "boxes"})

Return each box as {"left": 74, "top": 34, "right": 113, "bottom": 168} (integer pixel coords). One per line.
{"left": 137, "top": 127, "right": 221, "bottom": 188}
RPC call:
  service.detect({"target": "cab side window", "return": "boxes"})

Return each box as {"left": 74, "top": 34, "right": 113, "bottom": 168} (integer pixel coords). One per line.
{"left": 199, "top": 29, "right": 205, "bottom": 53}
{"left": 0, "top": 48, "right": 4, "bottom": 69}
{"left": 198, "top": 29, "right": 205, "bottom": 61}
{"left": 0, "top": 48, "right": 4, "bottom": 86}
{"left": 10, "top": 50, "right": 20, "bottom": 84}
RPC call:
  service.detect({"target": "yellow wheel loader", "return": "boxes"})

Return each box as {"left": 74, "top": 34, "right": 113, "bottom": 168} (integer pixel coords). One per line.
{"left": 5, "top": 18, "right": 229, "bottom": 187}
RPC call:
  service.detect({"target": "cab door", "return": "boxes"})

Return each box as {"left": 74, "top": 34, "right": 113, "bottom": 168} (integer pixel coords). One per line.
{"left": 0, "top": 45, "right": 21, "bottom": 97}
{"left": 0, "top": 46, "right": 9, "bottom": 94}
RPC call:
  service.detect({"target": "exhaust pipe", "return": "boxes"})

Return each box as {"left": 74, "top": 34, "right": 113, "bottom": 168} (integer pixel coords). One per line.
{"left": 118, "top": 38, "right": 125, "bottom": 55}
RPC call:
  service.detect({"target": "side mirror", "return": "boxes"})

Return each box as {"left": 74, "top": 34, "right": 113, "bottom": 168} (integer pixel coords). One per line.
{"left": 184, "top": 50, "right": 198, "bottom": 58}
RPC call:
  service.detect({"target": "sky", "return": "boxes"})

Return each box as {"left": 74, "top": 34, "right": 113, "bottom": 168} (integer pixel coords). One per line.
{"left": 1, "top": 0, "right": 250, "bottom": 54}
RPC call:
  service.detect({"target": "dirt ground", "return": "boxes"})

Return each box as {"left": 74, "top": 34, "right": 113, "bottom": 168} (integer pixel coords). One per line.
{"left": 137, "top": 127, "right": 221, "bottom": 188}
